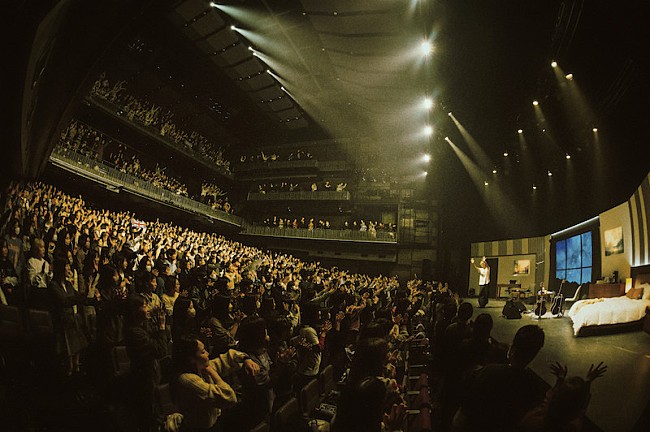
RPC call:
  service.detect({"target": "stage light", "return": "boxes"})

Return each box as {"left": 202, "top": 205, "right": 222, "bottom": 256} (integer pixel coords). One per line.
{"left": 492, "top": 169, "right": 497, "bottom": 174}
{"left": 517, "top": 129, "right": 523, "bottom": 134}
{"left": 565, "top": 153, "right": 571, "bottom": 160}
{"left": 532, "top": 184, "right": 537, "bottom": 190}
{"left": 548, "top": 171, "right": 553, "bottom": 176}
{"left": 565, "top": 73, "right": 573, "bottom": 80}
{"left": 209, "top": 2, "right": 218, "bottom": 8}
{"left": 503, "top": 151, "right": 508, "bottom": 157}
{"left": 423, "top": 126, "right": 433, "bottom": 136}
{"left": 484, "top": 181, "right": 489, "bottom": 186}
{"left": 532, "top": 100, "right": 539, "bottom": 106}
{"left": 266, "top": 69, "right": 271, "bottom": 74}
{"left": 551, "top": 61, "right": 558, "bottom": 68}
{"left": 592, "top": 127, "right": 598, "bottom": 132}
{"left": 247, "top": 46, "right": 254, "bottom": 51}
{"left": 423, "top": 171, "right": 428, "bottom": 176}
{"left": 422, "top": 97, "right": 433, "bottom": 110}
{"left": 230, "top": 25, "right": 236, "bottom": 30}
{"left": 422, "top": 154, "right": 431, "bottom": 162}
{"left": 419, "top": 40, "right": 433, "bottom": 56}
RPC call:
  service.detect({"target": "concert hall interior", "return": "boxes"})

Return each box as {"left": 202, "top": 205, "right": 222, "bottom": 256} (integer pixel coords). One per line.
{"left": 3, "top": 1, "right": 650, "bottom": 432}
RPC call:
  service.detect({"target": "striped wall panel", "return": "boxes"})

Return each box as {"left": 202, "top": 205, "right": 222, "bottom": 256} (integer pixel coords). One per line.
{"left": 628, "top": 172, "right": 650, "bottom": 266}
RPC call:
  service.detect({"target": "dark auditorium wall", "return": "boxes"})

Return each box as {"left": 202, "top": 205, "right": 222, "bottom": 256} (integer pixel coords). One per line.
{"left": 4, "top": 0, "right": 154, "bottom": 185}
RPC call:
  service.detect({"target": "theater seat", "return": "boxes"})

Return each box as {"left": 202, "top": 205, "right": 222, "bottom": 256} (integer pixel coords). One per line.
{"left": 155, "top": 383, "right": 177, "bottom": 416}
{"left": 111, "top": 345, "right": 131, "bottom": 377}
{"left": 299, "top": 378, "right": 320, "bottom": 416}
{"left": 249, "top": 421, "right": 269, "bottom": 432}
{"left": 0, "top": 305, "right": 25, "bottom": 340}
{"left": 273, "top": 397, "right": 301, "bottom": 432}
{"left": 318, "top": 364, "right": 336, "bottom": 396}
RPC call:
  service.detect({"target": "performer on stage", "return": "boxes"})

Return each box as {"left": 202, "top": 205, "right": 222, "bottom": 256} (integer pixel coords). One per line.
{"left": 471, "top": 256, "right": 490, "bottom": 308}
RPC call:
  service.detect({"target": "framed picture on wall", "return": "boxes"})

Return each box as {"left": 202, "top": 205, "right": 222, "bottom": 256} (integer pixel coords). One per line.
{"left": 513, "top": 259, "right": 530, "bottom": 275}
{"left": 604, "top": 226, "right": 624, "bottom": 256}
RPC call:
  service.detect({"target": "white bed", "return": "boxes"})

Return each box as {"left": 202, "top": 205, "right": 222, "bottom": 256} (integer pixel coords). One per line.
{"left": 568, "top": 295, "right": 650, "bottom": 335}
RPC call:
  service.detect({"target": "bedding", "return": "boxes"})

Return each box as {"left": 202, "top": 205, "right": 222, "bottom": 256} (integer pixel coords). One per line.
{"left": 567, "top": 296, "right": 650, "bottom": 335}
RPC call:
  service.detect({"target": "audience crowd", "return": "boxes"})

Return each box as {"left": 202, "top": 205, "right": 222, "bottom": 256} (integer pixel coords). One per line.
{"left": 56, "top": 123, "right": 234, "bottom": 213}
{"left": 239, "top": 149, "right": 313, "bottom": 164}
{"left": 90, "top": 73, "right": 231, "bottom": 174}
{"left": 255, "top": 180, "right": 347, "bottom": 195}
{"left": 199, "top": 182, "right": 232, "bottom": 214}
{"left": 260, "top": 217, "right": 396, "bottom": 234}
{"left": 0, "top": 180, "right": 606, "bottom": 432}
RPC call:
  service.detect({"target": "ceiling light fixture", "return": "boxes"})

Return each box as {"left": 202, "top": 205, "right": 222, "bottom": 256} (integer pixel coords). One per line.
{"left": 533, "top": 100, "right": 539, "bottom": 106}
{"left": 419, "top": 41, "right": 433, "bottom": 56}
{"left": 551, "top": 61, "right": 558, "bottom": 68}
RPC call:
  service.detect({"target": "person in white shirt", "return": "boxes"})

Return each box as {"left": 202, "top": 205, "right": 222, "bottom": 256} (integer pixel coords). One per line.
{"left": 471, "top": 256, "right": 490, "bottom": 308}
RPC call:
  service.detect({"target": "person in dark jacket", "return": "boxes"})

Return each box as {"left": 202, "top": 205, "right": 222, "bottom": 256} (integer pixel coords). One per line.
{"left": 124, "top": 294, "right": 169, "bottom": 432}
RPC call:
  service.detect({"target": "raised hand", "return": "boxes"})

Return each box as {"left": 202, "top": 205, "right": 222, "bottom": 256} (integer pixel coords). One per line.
{"left": 277, "top": 346, "right": 296, "bottom": 363}
{"left": 549, "top": 361, "right": 568, "bottom": 381}
{"left": 383, "top": 402, "right": 407, "bottom": 432}
{"left": 586, "top": 361, "right": 607, "bottom": 382}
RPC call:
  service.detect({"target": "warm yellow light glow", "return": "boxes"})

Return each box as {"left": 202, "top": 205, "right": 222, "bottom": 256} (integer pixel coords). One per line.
{"left": 565, "top": 154, "right": 571, "bottom": 160}
{"left": 533, "top": 100, "right": 539, "bottom": 106}
{"left": 422, "top": 97, "right": 433, "bottom": 110}
{"left": 492, "top": 169, "right": 497, "bottom": 174}
{"left": 423, "top": 126, "right": 433, "bottom": 136}
{"left": 484, "top": 181, "right": 489, "bottom": 186}
{"left": 517, "top": 129, "right": 523, "bottom": 134}
{"left": 423, "top": 154, "right": 431, "bottom": 162}
{"left": 565, "top": 73, "right": 573, "bottom": 80}
{"left": 592, "top": 127, "right": 598, "bottom": 132}
{"left": 551, "top": 61, "right": 558, "bottom": 68}
{"left": 503, "top": 151, "right": 508, "bottom": 157}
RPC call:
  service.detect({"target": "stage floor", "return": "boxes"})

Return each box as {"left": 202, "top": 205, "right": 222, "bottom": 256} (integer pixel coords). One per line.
{"left": 470, "top": 299, "right": 650, "bottom": 432}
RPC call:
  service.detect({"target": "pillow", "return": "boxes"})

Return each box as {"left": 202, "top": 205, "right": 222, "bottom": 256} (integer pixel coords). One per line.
{"left": 640, "top": 283, "right": 650, "bottom": 300}
{"left": 626, "top": 287, "right": 643, "bottom": 299}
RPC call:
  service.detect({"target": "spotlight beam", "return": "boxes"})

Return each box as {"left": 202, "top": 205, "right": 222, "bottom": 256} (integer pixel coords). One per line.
{"left": 447, "top": 139, "right": 528, "bottom": 232}
{"left": 448, "top": 113, "right": 493, "bottom": 171}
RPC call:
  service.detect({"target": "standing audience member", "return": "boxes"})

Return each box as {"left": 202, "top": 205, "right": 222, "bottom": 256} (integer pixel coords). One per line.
{"left": 454, "top": 324, "right": 547, "bottom": 432}
{"left": 49, "top": 257, "right": 87, "bottom": 376}
{"left": 124, "top": 295, "right": 169, "bottom": 432}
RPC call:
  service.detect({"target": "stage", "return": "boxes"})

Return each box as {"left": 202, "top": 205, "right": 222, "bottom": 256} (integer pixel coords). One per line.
{"left": 469, "top": 299, "right": 650, "bottom": 432}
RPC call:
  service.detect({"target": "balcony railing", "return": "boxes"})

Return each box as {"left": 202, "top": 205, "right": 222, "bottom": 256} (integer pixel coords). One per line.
{"left": 247, "top": 190, "right": 350, "bottom": 201}
{"left": 49, "top": 148, "right": 242, "bottom": 226}
{"left": 87, "top": 96, "right": 233, "bottom": 179}
{"left": 240, "top": 224, "right": 397, "bottom": 243}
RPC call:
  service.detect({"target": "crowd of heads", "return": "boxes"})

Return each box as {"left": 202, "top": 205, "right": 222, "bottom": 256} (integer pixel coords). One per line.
{"left": 199, "top": 182, "right": 232, "bottom": 214}
{"left": 256, "top": 180, "right": 348, "bottom": 194}
{"left": 240, "top": 149, "right": 313, "bottom": 164}
{"left": 0, "top": 180, "right": 607, "bottom": 432}
{"left": 259, "top": 217, "right": 396, "bottom": 234}
{"left": 91, "top": 73, "right": 231, "bottom": 173}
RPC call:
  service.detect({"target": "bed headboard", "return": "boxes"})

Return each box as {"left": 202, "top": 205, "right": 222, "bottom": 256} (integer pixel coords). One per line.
{"left": 631, "top": 264, "right": 650, "bottom": 287}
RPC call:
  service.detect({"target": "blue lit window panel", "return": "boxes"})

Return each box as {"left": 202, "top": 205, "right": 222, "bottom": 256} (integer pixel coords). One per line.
{"left": 581, "top": 268, "right": 592, "bottom": 284}
{"left": 581, "top": 232, "right": 592, "bottom": 266}
{"left": 555, "top": 232, "right": 593, "bottom": 286}
{"left": 566, "top": 269, "right": 581, "bottom": 284}
{"left": 556, "top": 240, "right": 567, "bottom": 270}
{"left": 566, "top": 236, "right": 581, "bottom": 269}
